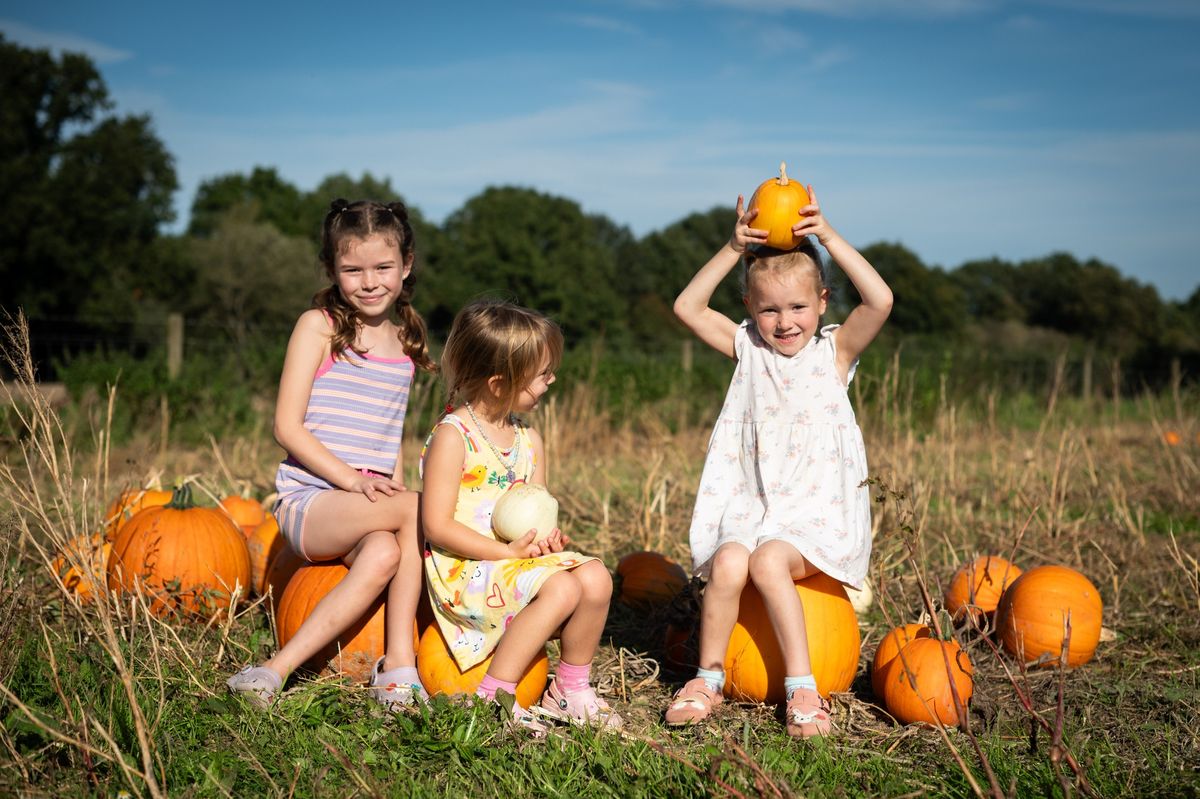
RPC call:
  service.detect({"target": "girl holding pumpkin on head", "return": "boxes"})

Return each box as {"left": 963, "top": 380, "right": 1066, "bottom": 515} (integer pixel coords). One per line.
{"left": 665, "top": 176, "right": 892, "bottom": 738}
{"left": 227, "top": 199, "right": 435, "bottom": 709}
{"left": 419, "top": 298, "right": 620, "bottom": 735}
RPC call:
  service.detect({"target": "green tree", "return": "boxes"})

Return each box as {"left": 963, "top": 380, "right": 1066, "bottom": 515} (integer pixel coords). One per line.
{"left": 434, "top": 187, "right": 624, "bottom": 343}
{"left": 188, "top": 167, "right": 304, "bottom": 238}
{"left": 951, "top": 258, "right": 1022, "bottom": 322}
{"left": 0, "top": 36, "right": 176, "bottom": 325}
{"left": 858, "top": 243, "right": 965, "bottom": 334}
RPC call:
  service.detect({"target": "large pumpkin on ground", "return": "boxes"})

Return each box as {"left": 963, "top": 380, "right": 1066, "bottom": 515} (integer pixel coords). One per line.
{"left": 724, "top": 572, "right": 860, "bottom": 703}
{"left": 880, "top": 636, "right": 974, "bottom": 726}
{"left": 246, "top": 515, "right": 286, "bottom": 596}
{"left": 417, "top": 623, "right": 549, "bottom": 708}
{"left": 263, "top": 544, "right": 304, "bottom": 612}
{"left": 945, "top": 555, "right": 1022, "bottom": 624}
{"left": 747, "top": 162, "right": 812, "bottom": 251}
{"left": 616, "top": 551, "right": 689, "bottom": 607}
{"left": 52, "top": 534, "right": 112, "bottom": 604}
{"left": 275, "top": 562, "right": 419, "bottom": 682}
{"left": 103, "top": 487, "right": 173, "bottom": 540}
{"left": 871, "top": 623, "right": 931, "bottom": 698}
{"left": 994, "top": 565, "right": 1103, "bottom": 668}
{"left": 106, "top": 485, "right": 250, "bottom": 617}
{"left": 220, "top": 495, "right": 267, "bottom": 537}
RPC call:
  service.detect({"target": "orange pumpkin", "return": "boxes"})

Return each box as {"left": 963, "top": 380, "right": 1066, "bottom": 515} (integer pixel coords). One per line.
{"left": 945, "top": 555, "right": 1022, "bottom": 624}
{"left": 616, "top": 551, "right": 688, "bottom": 607}
{"left": 747, "top": 162, "right": 812, "bottom": 251}
{"left": 106, "top": 485, "right": 250, "bottom": 618}
{"left": 219, "top": 495, "right": 267, "bottom": 537}
{"left": 881, "top": 636, "right": 974, "bottom": 726}
{"left": 275, "top": 562, "right": 419, "bottom": 682}
{"left": 51, "top": 534, "right": 112, "bottom": 604}
{"left": 246, "top": 515, "right": 286, "bottom": 596}
{"left": 871, "top": 623, "right": 931, "bottom": 698}
{"left": 1164, "top": 430, "right": 1182, "bottom": 446}
{"left": 103, "top": 487, "right": 173, "bottom": 540}
{"left": 263, "top": 544, "right": 304, "bottom": 613}
{"left": 995, "top": 565, "right": 1103, "bottom": 668}
{"left": 724, "top": 572, "right": 860, "bottom": 703}
{"left": 663, "top": 620, "right": 698, "bottom": 674}
{"left": 416, "top": 624, "right": 548, "bottom": 708}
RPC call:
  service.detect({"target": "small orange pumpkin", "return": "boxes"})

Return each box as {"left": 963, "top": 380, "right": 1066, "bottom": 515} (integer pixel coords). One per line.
{"left": 945, "top": 555, "right": 1022, "bottom": 624}
{"left": 724, "top": 572, "right": 860, "bottom": 703}
{"left": 106, "top": 485, "right": 251, "bottom": 618}
{"left": 416, "top": 623, "right": 549, "bottom": 708}
{"left": 263, "top": 544, "right": 304, "bottom": 613}
{"left": 275, "top": 562, "right": 419, "bottom": 682}
{"left": 871, "top": 623, "right": 931, "bottom": 698}
{"left": 1163, "top": 430, "right": 1182, "bottom": 446}
{"left": 246, "top": 515, "right": 286, "bottom": 596}
{"left": 616, "top": 551, "right": 688, "bottom": 607}
{"left": 881, "top": 636, "right": 974, "bottom": 726}
{"left": 103, "top": 487, "right": 173, "bottom": 540}
{"left": 747, "top": 162, "right": 812, "bottom": 251}
{"left": 51, "top": 534, "right": 112, "bottom": 604}
{"left": 219, "top": 495, "right": 267, "bottom": 537}
{"left": 995, "top": 565, "right": 1102, "bottom": 668}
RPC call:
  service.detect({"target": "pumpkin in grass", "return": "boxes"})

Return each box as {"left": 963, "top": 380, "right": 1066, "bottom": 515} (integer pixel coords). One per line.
{"left": 663, "top": 620, "right": 699, "bottom": 673}
{"left": 246, "top": 515, "right": 286, "bottom": 596}
{"left": 263, "top": 544, "right": 304, "bottom": 613}
{"left": 616, "top": 551, "right": 689, "bottom": 607}
{"left": 871, "top": 623, "right": 931, "bottom": 698}
{"left": 51, "top": 534, "right": 112, "bottom": 604}
{"left": 220, "top": 495, "right": 267, "bottom": 537}
{"left": 995, "top": 565, "right": 1102, "bottom": 668}
{"left": 275, "top": 562, "right": 419, "bottom": 682}
{"left": 747, "top": 162, "right": 812, "bottom": 251}
{"left": 880, "top": 635, "right": 974, "bottom": 726}
{"left": 416, "top": 623, "right": 548, "bottom": 708}
{"left": 106, "top": 485, "right": 250, "bottom": 617}
{"left": 724, "top": 572, "right": 860, "bottom": 703}
{"left": 945, "top": 555, "right": 1022, "bottom": 624}
{"left": 103, "top": 487, "right": 173, "bottom": 540}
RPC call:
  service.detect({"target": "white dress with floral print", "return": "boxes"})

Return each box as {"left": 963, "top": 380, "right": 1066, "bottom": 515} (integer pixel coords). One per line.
{"left": 688, "top": 321, "right": 872, "bottom": 588}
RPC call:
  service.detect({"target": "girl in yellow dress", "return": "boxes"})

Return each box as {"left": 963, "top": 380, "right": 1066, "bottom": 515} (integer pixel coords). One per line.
{"left": 420, "top": 299, "right": 620, "bottom": 733}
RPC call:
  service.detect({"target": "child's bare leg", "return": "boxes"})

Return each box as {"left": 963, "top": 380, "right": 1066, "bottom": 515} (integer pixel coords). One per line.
{"left": 748, "top": 540, "right": 815, "bottom": 676}
{"left": 264, "top": 529, "right": 400, "bottom": 677}
{"left": 381, "top": 496, "right": 423, "bottom": 670}
{"left": 487, "top": 572, "right": 579, "bottom": 682}
{"left": 557, "top": 561, "right": 612, "bottom": 666}
{"left": 697, "top": 543, "right": 751, "bottom": 669}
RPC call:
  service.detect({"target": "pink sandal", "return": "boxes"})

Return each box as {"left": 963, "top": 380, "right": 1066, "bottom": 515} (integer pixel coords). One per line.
{"left": 785, "top": 687, "right": 832, "bottom": 738}
{"left": 664, "top": 677, "right": 723, "bottom": 726}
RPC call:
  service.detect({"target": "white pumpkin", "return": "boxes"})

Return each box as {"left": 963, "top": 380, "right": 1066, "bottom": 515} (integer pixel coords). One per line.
{"left": 491, "top": 483, "right": 559, "bottom": 543}
{"left": 847, "top": 581, "right": 873, "bottom": 616}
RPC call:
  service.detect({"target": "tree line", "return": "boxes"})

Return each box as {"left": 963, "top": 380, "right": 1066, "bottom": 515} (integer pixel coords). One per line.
{"left": 3, "top": 35, "right": 1199, "bottom": 389}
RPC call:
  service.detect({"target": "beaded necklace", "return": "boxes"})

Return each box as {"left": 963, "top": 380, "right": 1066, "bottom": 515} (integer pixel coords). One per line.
{"left": 463, "top": 401, "right": 520, "bottom": 485}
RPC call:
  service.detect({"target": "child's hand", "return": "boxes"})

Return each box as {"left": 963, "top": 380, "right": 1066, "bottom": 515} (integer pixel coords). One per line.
{"left": 790, "top": 186, "right": 836, "bottom": 246}
{"left": 349, "top": 475, "right": 404, "bottom": 502}
{"left": 731, "top": 194, "right": 769, "bottom": 253}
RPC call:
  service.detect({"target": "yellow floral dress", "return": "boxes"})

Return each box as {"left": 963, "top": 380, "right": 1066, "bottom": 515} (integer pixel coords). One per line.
{"left": 420, "top": 413, "right": 596, "bottom": 670}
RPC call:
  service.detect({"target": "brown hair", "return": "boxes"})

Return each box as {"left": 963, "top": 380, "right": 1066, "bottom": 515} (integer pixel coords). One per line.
{"left": 741, "top": 238, "right": 829, "bottom": 299}
{"left": 312, "top": 198, "right": 436, "bottom": 372}
{"left": 441, "top": 298, "right": 564, "bottom": 417}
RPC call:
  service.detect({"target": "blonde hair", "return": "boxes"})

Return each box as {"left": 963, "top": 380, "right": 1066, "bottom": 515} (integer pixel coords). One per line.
{"left": 741, "top": 239, "right": 829, "bottom": 299}
{"left": 442, "top": 298, "right": 564, "bottom": 417}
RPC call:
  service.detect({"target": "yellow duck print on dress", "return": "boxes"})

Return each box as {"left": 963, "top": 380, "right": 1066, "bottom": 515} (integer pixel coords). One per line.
{"left": 461, "top": 465, "right": 488, "bottom": 491}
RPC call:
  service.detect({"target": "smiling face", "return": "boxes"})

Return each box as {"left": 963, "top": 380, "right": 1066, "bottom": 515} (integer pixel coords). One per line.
{"left": 334, "top": 234, "right": 412, "bottom": 319}
{"left": 744, "top": 266, "right": 828, "bottom": 357}
{"left": 512, "top": 354, "right": 557, "bottom": 413}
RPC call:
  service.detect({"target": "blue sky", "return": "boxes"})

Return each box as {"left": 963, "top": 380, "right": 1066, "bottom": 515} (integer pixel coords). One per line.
{"left": 4, "top": 1, "right": 1198, "bottom": 300}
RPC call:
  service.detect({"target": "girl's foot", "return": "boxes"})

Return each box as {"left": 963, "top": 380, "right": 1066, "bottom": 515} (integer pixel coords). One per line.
{"left": 536, "top": 677, "right": 623, "bottom": 729}
{"left": 226, "top": 665, "right": 282, "bottom": 708}
{"left": 369, "top": 658, "right": 428, "bottom": 711}
{"left": 664, "top": 677, "right": 723, "bottom": 726}
{"left": 785, "top": 687, "right": 832, "bottom": 738}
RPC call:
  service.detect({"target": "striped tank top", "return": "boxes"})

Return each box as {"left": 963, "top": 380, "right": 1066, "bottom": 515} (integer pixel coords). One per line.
{"left": 275, "top": 348, "right": 414, "bottom": 493}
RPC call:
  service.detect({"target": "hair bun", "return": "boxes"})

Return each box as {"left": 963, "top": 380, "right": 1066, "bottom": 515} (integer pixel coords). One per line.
{"left": 387, "top": 201, "right": 409, "bottom": 223}
{"left": 330, "top": 198, "right": 350, "bottom": 213}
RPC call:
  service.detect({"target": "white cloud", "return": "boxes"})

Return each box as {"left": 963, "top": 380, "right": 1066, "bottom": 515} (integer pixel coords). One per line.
{"left": 0, "top": 18, "right": 132, "bottom": 63}
{"left": 558, "top": 13, "right": 645, "bottom": 36}
{"left": 1035, "top": 0, "right": 1200, "bottom": 19}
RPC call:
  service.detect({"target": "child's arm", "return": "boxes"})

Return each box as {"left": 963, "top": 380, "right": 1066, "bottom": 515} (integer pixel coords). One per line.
{"left": 274, "top": 310, "right": 404, "bottom": 500}
{"left": 422, "top": 424, "right": 560, "bottom": 560}
{"left": 673, "top": 195, "right": 767, "bottom": 359}
{"left": 792, "top": 187, "right": 893, "bottom": 378}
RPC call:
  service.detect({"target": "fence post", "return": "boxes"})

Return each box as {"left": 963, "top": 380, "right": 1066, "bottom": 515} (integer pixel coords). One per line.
{"left": 167, "top": 312, "right": 184, "bottom": 380}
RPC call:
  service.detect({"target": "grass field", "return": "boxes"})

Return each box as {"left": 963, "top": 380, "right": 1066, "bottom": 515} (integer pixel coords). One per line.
{"left": 1, "top": 319, "right": 1198, "bottom": 798}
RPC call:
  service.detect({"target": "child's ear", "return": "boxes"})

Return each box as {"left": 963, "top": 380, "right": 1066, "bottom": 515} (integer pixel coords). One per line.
{"left": 486, "top": 374, "right": 506, "bottom": 397}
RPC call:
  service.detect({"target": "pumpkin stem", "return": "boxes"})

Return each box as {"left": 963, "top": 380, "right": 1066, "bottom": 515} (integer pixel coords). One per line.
{"left": 165, "top": 484, "right": 194, "bottom": 511}
{"left": 778, "top": 161, "right": 789, "bottom": 186}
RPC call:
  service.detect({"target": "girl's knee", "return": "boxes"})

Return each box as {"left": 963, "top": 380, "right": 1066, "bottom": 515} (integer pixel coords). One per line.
{"left": 353, "top": 534, "right": 402, "bottom": 583}
{"left": 709, "top": 545, "right": 750, "bottom": 590}
{"left": 575, "top": 561, "right": 613, "bottom": 602}
{"left": 540, "top": 572, "right": 583, "bottom": 607}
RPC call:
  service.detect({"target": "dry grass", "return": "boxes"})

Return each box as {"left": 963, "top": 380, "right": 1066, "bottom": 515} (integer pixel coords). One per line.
{"left": 2, "top": 309, "right": 1199, "bottom": 797}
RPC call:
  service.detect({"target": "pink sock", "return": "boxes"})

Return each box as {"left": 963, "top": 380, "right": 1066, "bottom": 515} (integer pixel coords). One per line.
{"left": 476, "top": 673, "right": 518, "bottom": 702}
{"left": 556, "top": 660, "right": 591, "bottom": 695}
